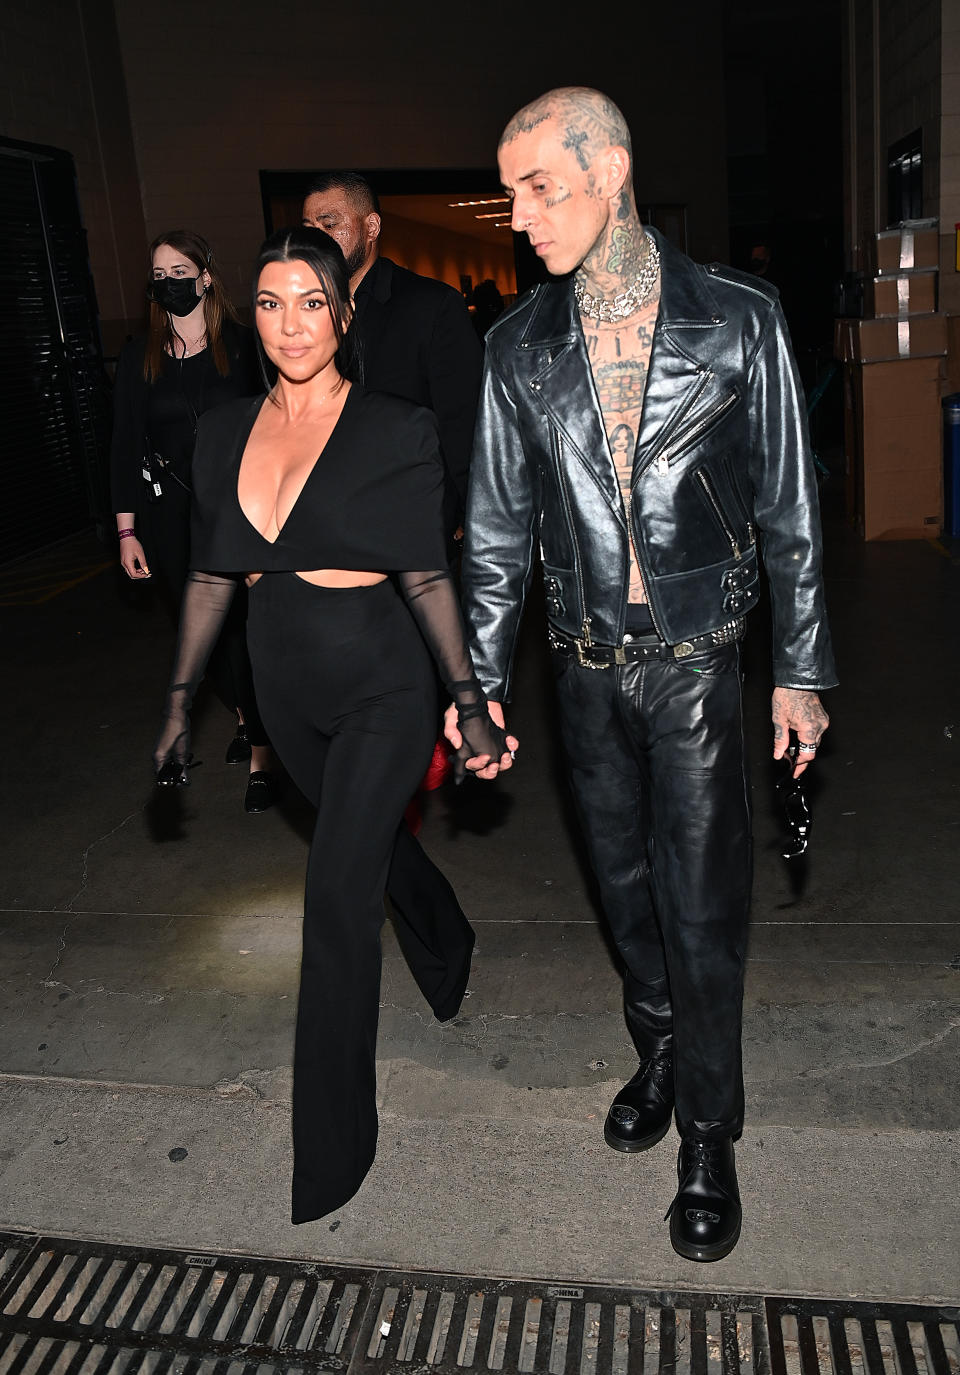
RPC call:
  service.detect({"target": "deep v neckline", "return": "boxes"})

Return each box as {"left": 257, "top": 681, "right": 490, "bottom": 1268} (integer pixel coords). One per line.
{"left": 236, "top": 385, "right": 355, "bottom": 545}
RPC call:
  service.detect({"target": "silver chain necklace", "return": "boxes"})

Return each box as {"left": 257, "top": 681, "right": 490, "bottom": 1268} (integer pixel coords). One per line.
{"left": 175, "top": 330, "right": 207, "bottom": 358}
{"left": 574, "top": 236, "right": 661, "bottom": 323}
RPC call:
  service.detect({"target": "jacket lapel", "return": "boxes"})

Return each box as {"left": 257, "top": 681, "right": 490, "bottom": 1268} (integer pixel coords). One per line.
{"left": 634, "top": 232, "right": 728, "bottom": 477}
{"left": 515, "top": 232, "right": 729, "bottom": 505}
{"left": 517, "top": 284, "right": 623, "bottom": 517}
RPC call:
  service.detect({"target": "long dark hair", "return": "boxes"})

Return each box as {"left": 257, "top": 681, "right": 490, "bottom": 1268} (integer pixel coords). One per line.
{"left": 252, "top": 227, "right": 361, "bottom": 393}
{"left": 143, "top": 229, "right": 240, "bottom": 382}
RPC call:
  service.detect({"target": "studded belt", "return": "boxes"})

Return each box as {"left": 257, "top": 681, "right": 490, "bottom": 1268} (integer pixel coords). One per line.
{"left": 548, "top": 617, "right": 745, "bottom": 669}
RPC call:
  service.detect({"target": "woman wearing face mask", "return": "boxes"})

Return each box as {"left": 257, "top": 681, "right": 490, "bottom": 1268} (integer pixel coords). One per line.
{"left": 111, "top": 229, "right": 276, "bottom": 811}
{"left": 152, "top": 227, "right": 517, "bottom": 1223}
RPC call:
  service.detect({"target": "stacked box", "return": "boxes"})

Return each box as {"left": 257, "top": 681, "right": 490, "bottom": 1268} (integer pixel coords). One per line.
{"left": 864, "top": 269, "right": 937, "bottom": 318}
{"left": 843, "top": 360, "right": 943, "bottom": 540}
{"left": 834, "top": 314, "right": 947, "bottom": 364}
{"left": 835, "top": 220, "right": 944, "bottom": 538}
{"left": 869, "top": 223, "right": 939, "bottom": 274}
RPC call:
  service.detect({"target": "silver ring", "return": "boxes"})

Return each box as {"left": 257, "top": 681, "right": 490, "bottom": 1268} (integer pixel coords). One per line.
{"left": 797, "top": 741, "right": 818, "bottom": 752}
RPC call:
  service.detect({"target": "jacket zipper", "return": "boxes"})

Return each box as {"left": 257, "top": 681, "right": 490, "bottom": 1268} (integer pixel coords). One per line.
{"left": 655, "top": 389, "right": 740, "bottom": 473}
{"left": 694, "top": 468, "right": 742, "bottom": 560}
{"left": 721, "top": 451, "right": 756, "bottom": 547}
{"left": 554, "top": 433, "right": 590, "bottom": 632}
{"left": 643, "top": 369, "right": 713, "bottom": 476}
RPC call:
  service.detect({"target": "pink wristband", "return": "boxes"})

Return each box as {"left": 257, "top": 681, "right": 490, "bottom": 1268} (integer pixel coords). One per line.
{"left": 118, "top": 528, "right": 136, "bottom": 539}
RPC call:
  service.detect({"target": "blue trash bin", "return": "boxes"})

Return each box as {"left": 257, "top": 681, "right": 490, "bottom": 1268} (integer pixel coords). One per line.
{"left": 945, "top": 393, "right": 960, "bottom": 537}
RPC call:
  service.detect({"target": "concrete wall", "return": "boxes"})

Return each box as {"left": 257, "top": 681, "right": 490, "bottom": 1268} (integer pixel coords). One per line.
{"left": 110, "top": 0, "right": 729, "bottom": 301}
{"left": 879, "top": 0, "right": 942, "bottom": 218}
{"left": 940, "top": 0, "right": 960, "bottom": 314}
{"left": 2, "top": 0, "right": 729, "bottom": 344}
{"left": 844, "top": 0, "right": 942, "bottom": 271}
{"left": 0, "top": 0, "right": 147, "bottom": 353}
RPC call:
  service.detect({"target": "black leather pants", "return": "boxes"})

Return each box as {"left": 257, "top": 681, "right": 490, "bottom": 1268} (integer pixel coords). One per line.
{"left": 552, "top": 640, "right": 751, "bottom": 1139}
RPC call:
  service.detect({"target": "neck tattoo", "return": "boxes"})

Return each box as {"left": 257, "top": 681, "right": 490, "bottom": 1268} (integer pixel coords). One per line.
{"left": 575, "top": 235, "right": 661, "bottom": 323}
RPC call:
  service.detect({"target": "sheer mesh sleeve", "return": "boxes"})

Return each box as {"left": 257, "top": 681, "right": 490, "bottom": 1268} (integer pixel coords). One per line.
{"left": 153, "top": 571, "right": 238, "bottom": 782}
{"left": 399, "top": 569, "right": 509, "bottom": 782}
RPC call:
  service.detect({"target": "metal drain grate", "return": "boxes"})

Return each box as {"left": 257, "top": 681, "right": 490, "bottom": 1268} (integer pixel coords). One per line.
{"left": 351, "top": 1275, "right": 767, "bottom": 1375}
{"left": 0, "top": 1236, "right": 34, "bottom": 1300}
{"left": 0, "top": 1239, "right": 767, "bottom": 1375}
{"left": 1, "top": 1235, "right": 956, "bottom": 1375}
{"left": 765, "top": 1298, "right": 960, "bottom": 1375}
{"left": 0, "top": 1237, "right": 373, "bottom": 1372}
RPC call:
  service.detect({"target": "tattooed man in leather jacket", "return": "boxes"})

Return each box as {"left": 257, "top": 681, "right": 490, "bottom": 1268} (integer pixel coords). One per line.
{"left": 449, "top": 87, "right": 836, "bottom": 1263}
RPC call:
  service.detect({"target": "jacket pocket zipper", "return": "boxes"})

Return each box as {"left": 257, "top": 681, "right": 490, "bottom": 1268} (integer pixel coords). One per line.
{"left": 644, "top": 369, "right": 713, "bottom": 475}
{"left": 721, "top": 451, "right": 756, "bottom": 547}
{"left": 695, "top": 467, "right": 742, "bottom": 560}
{"left": 656, "top": 389, "right": 740, "bottom": 473}
{"left": 554, "top": 433, "right": 589, "bottom": 625}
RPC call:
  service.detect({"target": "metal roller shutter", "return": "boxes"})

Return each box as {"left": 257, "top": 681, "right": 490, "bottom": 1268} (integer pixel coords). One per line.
{"left": 0, "top": 141, "right": 111, "bottom": 565}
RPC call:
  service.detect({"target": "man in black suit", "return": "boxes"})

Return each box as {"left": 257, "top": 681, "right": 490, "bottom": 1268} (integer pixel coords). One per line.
{"left": 302, "top": 172, "right": 482, "bottom": 544}
{"left": 301, "top": 171, "right": 483, "bottom": 1024}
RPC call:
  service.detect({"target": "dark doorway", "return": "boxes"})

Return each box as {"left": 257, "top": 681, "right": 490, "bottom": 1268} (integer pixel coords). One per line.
{"left": 260, "top": 168, "right": 519, "bottom": 302}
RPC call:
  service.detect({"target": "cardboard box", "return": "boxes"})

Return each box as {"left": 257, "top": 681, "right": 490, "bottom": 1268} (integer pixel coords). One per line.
{"left": 834, "top": 314, "right": 947, "bottom": 363}
{"left": 862, "top": 467, "right": 942, "bottom": 541}
{"left": 844, "top": 357, "right": 944, "bottom": 539}
{"left": 866, "top": 270, "right": 937, "bottom": 318}
{"left": 869, "top": 222, "right": 939, "bottom": 274}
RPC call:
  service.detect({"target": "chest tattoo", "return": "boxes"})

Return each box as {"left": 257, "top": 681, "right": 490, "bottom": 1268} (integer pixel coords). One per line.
{"left": 581, "top": 298, "right": 660, "bottom": 605}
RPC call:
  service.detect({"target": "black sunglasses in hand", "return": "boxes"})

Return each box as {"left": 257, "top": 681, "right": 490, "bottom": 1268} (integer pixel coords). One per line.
{"left": 776, "top": 746, "right": 812, "bottom": 859}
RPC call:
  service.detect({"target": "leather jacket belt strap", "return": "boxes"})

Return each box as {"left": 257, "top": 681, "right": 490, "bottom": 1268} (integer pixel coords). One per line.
{"left": 549, "top": 617, "right": 745, "bottom": 669}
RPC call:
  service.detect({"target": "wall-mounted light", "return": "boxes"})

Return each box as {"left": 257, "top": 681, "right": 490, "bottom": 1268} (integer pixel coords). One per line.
{"left": 448, "top": 198, "right": 510, "bottom": 208}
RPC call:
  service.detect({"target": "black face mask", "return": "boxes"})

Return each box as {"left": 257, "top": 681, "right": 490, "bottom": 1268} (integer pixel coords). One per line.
{"left": 150, "top": 276, "right": 205, "bottom": 316}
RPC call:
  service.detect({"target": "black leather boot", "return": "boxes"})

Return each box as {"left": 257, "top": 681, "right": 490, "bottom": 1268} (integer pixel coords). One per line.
{"left": 225, "top": 722, "right": 251, "bottom": 764}
{"left": 603, "top": 1052, "right": 674, "bottom": 1152}
{"left": 667, "top": 1135, "right": 741, "bottom": 1262}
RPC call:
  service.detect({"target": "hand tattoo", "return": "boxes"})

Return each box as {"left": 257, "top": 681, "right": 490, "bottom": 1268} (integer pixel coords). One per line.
{"left": 771, "top": 688, "right": 830, "bottom": 765}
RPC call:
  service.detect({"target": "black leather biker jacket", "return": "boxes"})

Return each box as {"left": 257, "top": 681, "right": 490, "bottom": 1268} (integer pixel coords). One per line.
{"left": 461, "top": 229, "right": 837, "bottom": 701}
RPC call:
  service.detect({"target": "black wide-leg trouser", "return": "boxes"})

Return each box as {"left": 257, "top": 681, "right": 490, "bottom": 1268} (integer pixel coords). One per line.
{"left": 552, "top": 639, "right": 752, "bottom": 1139}
{"left": 247, "top": 574, "right": 474, "bottom": 1224}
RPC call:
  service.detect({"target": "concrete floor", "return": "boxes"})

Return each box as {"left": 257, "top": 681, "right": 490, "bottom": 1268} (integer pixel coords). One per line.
{"left": 0, "top": 515, "right": 958, "bottom": 1304}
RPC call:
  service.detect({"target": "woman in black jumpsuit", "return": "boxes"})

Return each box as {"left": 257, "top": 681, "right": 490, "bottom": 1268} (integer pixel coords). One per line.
{"left": 153, "top": 228, "right": 516, "bottom": 1223}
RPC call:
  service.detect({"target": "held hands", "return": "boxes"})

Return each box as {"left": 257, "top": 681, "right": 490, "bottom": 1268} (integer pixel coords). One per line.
{"left": 444, "top": 699, "right": 518, "bottom": 782}
{"left": 772, "top": 687, "right": 829, "bottom": 778}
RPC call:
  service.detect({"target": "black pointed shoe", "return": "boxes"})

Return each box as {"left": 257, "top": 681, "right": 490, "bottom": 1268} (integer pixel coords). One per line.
{"left": 667, "top": 1135, "right": 741, "bottom": 1262}
{"left": 603, "top": 1052, "right": 674, "bottom": 1152}
{"left": 244, "top": 770, "right": 278, "bottom": 813}
{"left": 225, "top": 723, "right": 252, "bottom": 764}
